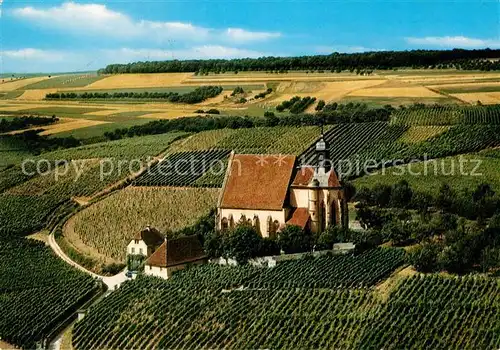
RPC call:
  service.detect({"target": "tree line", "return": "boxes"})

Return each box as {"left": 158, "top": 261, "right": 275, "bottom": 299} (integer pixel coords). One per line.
{"left": 354, "top": 181, "right": 500, "bottom": 274}
{"left": 103, "top": 102, "right": 393, "bottom": 140}
{"left": 98, "top": 49, "right": 500, "bottom": 74}
{"left": 276, "top": 96, "right": 316, "bottom": 114}
{"left": 0, "top": 115, "right": 58, "bottom": 133}
{"left": 45, "top": 86, "right": 223, "bottom": 104}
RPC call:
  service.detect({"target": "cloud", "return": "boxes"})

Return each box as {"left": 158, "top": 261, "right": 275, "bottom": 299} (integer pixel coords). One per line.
{"left": 225, "top": 28, "right": 281, "bottom": 42}
{"left": 102, "top": 46, "right": 268, "bottom": 62}
{"left": 315, "top": 45, "right": 386, "bottom": 54}
{"left": 405, "top": 36, "right": 500, "bottom": 48}
{"left": 11, "top": 2, "right": 280, "bottom": 43}
{"left": 1, "top": 48, "right": 68, "bottom": 61}
{"left": 1, "top": 46, "right": 271, "bottom": 73}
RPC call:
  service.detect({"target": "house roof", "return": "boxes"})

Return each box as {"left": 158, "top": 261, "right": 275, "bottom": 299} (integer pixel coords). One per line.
{"left": 286, "top": 208, "right": 310, "bottom": 229}
{"left": 291, "top": 166, "right": 342, "bottom": 188}
{"left": 220, "top": 154, "right": 296, "bottom": 211}
{"left": 146, "top": 235, "right": 206, "bottom": 268}
{"left": 133, "top": 227, "right": 164, "bottom": 247}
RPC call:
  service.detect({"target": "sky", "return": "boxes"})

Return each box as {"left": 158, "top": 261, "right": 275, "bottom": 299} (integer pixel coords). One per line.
{"left": 1, "top": 0, "right": 499, "bottom": 73}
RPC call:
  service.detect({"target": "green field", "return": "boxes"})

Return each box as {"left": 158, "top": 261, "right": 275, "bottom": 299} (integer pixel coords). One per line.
{"left": 19, "top": 106, "right": 109, "bottom": 116}
{"left": 437, "top": 84, "right": 500, "bottom": 94}
{"left": 353, "top": 149, "right": 500, "bottom": 195}
{"left": 22, "top": 75, "right": 105, "bottom": 89}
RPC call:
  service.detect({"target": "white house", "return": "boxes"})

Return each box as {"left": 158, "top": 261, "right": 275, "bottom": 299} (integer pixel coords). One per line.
{"left": 126, "top": 226, "right": 164, "bottom": 257}
{"left": 216, "top": 135, "right": 348, "bottom": 236}
{"left": 144, "top": 235, "right": 207, "bottom": 279}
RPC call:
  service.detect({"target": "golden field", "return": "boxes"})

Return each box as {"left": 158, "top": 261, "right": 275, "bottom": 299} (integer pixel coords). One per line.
{"left": 1, "top": 69, "right": 500, "bottom": 136}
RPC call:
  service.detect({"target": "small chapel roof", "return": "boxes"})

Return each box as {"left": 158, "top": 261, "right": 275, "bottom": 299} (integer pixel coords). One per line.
{"left": 286, "top": 208, "right": 310, "bottom": 228}
{"left": 220, "top": 154, "right": 296, "bottom": 211}
{"left": 146, "top": 235, "right": 206, "bottom": 268}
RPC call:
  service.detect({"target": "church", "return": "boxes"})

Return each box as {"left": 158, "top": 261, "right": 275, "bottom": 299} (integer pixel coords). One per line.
{"left": 217, "top": 135, "right": 348, "bottom": 236}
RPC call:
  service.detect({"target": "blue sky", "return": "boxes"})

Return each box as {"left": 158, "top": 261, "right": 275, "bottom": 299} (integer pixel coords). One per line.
{"left": 1, "top": 0, "right": 499, "bottom": 73}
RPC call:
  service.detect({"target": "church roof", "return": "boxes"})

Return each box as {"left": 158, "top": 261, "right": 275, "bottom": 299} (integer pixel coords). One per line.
{"left": 291, "top": 166, "right": 342, "bottom": 188}
{"left": 133, "top": 226, "right": 164, "bottom": 247}
{"left": 220, "top": 154, "right": 296, "bottom": 210}
{"left": 146, "top": 235, "right": 206, "bottom": 268}
{"left": 286, "top": 208, "right": 310, "bottom": 228}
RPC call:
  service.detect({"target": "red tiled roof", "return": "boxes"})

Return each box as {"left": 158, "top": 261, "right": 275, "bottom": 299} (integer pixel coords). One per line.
{"left": 133, "top": 227, "right": 164, "bottom": 247}
{"left": 286, "top": 208, "right": 310, "bottom": 228}
{"left": 292, "top": 167, "right": 314, "bottom": 186}
{"left": 328, "top": 169, "right": 341, "bottom": 187}
{"left": 146, "top": 236, "right": 206, "bottom": 268}
{"left": 220, "top": 154, "right": 296, "bottom": 210}
{"left": 291, "top": 167, "right": 342, "bottom": 188}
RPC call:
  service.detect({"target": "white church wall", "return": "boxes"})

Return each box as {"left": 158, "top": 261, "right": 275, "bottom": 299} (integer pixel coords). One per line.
{"left": 219, "top": 208, "right": 286, "bottom": 237}
{"left": 290, "top": 188, "right": 309, "bottom": 208}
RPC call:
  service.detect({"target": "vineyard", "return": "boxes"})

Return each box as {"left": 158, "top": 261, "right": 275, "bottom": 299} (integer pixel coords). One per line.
{"left": 245, "top": 248, "right": 405, "bottom": 289}
{"left": 299, "top": 122, "right": 407, "bottom": 167}
{"left": 134, "top": 149, "right": 230, "bottom": 187}
{"left": 0, "top": 237, "right": 100, "bottom": 349}
{"left": 72, "top": 261, "right": 499, "bottom": 350}
{"left": 391, "top": 104, "right": 500, "bottom": 126}
{"left": 70, "top": 187, "right": 218, "bottom": 261}
{"left": 399, "top": 125, "right": 450, "bottom": 144}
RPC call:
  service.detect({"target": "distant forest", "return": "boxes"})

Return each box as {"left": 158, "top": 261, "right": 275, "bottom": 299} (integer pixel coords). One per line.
{"left": 99, "top": 49, "right": 500, "bottom": 74}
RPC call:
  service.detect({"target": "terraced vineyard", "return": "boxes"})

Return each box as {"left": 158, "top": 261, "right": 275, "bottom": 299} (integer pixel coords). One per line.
{"left": 399, "top": 125, "right": 450, "bottom": 144}
{"left": 391, "top": 104, "right": 500, "bottom": 126}
{"left": 0, "top": 237, "right": 100, "bottom": 349}
{"left": 134, "top": 149, "right": 230, "bottom": 187}
{"left": 463, "top": 105, "right": 500, "bottom": 124}
{"left": 299, "top": 122, "right": 407, "bottom": 166}
{"left": 72, "top": 260, "right": 499, "bottom": 350}
{"left": 245, "top": 248, "right": 405, "bottom": 289}
{"left": 71, "top": 187, "right": 219, "bottom": 261}
{"left": 390, "top": 106, "right": 463, "bottom": 125}
{"left": 168, "top": 126, "right": 328, "bottom": 155}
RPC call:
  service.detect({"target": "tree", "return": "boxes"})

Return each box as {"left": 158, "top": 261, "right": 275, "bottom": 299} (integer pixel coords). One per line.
{"left": 381, "top": 220, "right": 411, "bottom": 246}
{"left": 315, "top": 100, "right": 326, "bottom": 111}
{"left": 407, "top": 242, "right": 441, "bottom": 272}
{"left": 436, "top": 183, "right": 455, "bottom": 212}
{"left": 390, "top": 180, "right": 413, "bottom": 208}
{"left": 224, "top": 226, "right": 262, "bottom": 264}
{"left": 277, "top": 225, "right": 311, "bottom": 254}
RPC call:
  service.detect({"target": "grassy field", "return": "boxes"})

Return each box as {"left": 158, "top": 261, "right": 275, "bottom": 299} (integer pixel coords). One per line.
{"left": 69, "top": 187, "right": 219, "bottom": 261}
{"left": 22, "top": 75, "right": 105, "bottom": 89}
{"left": 353, "top": 149, "right": 500, "bottom": 195}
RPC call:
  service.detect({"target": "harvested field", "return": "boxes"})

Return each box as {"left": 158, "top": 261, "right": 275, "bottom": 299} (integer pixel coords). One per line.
{"left": 429, "top": 81, "right": 500, "bottom": 93}
{"left": 348, "top": 86, "right": 443, "bottom": 98}
{"left": 86, "top": 73, "right": 192, "bottom": 89}
{"left": 138, "top": 111, "right": 197, "bottom": 119}
{"left": 5, "top": 118, "right": 110, "bottom": 136}
{"left": 0, "top": 76, "right": 52, "bottom": 92}
{"left": 268, "top": 80, "right": 386, "bottom": 104}
{"left": 16, "top": 89, "right": 58, "bottom": 100}
{"left": 451, "top": 92, "right": 500, "bottom": 104}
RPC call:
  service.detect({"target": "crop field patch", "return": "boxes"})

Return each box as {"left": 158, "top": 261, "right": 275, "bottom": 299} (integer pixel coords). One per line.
{"left": 86, "top": 73, "right": 192, "bottom": 89}
{"left": 451, "top": 92, "right": 500, "bottom": 104}
{"left": 16, "top": 89, "right": 58, "bottom": 100}
{"left": 348, "top": 86, "right": 444, "bottom": 98}
{"left": 22, "top": 75, "right": 105, "bottom": 89}
{"left": 134, "top": 149, "right": 231, "bottom": 187}
{"left": 70, "top": 186, "right": 219, "bottom": 261}
{"left": 19, "top": 106, "right": 110, "bottom": 115}
{"left": 0, "top": 76, "right": 52, "bottom": 92}
{"left": 429, "top": 81, "right": 500, "bottom": 94}
{"left": 399, "top": 126, "right": 451, "bottom": 144}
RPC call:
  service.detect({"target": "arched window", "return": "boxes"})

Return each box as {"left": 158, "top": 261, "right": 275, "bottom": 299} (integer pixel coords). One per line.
{"left": 253, "top": 215, "right": 260, "bottom": 235}
{"left": 239, "top": 214, "right": 247, "bottom": 225}
{"left": 228, "top": 214, "right": 234, "bottom": 228}
{"left": 267, "top": 216, "right": 276, "bottom": 237}
{"left": 320, "top": 201, "right": 326, "bottom": 232}
{"left": 221, "top": 217, "right": 229, "bottom": 231}
{"left": 330, "top": 201, "right": 337, "bottom": 226}
{"left": 273, "top": 220, "right": 280, "bottom": 233}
